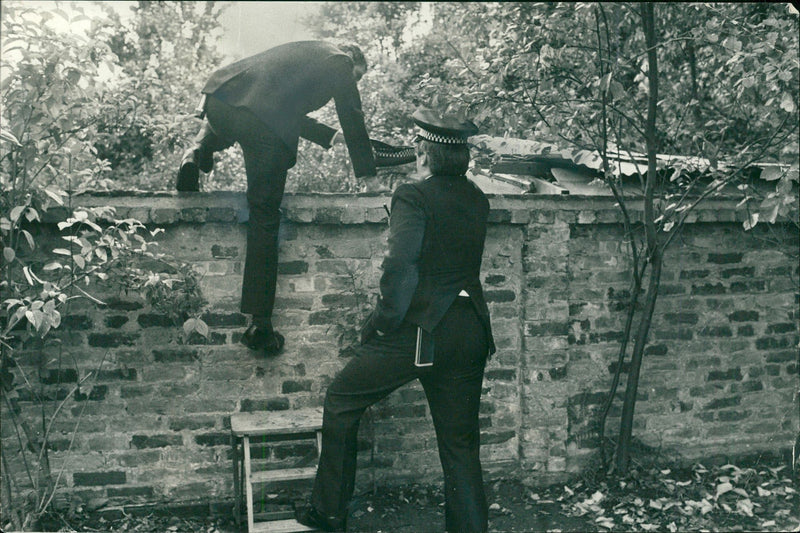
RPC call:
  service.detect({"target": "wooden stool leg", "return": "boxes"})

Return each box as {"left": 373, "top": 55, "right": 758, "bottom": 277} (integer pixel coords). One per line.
{"left": 243, "top": 435, "right": 254, "bottom": 533}
{"left": 232, "top": 434, "right": 241, "bottom": 527}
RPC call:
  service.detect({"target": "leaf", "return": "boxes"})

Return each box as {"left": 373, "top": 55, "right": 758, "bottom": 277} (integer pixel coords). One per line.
{"left": 53, "top": 248, "right": 71, "bottom": 256}
{"left": 743, "top": 212, "right": 759, "bottom": 231}
{"left": 43, "top": 262, "right": 63, "bottom": 271}
{"left": 8, "top": 307, "right": 27, "bottom": 330}
{"left": 736, "top": 498, "right": 754, "bottom": 517}
{"left": 5, "top": 299, "right": 23, "bottom": 310}
{"left": 44, "top": 188, "right": 65, "bottom": 205}
{"left": 609, "top": 81, "right": 625, "bottom": 101}
{"left": 760, "top": 166, "right": 784, "bottom": 181}
{"left": 183, "top": 318, "right": 198, "bottom": 336}
{"left": 766, "top": 201, "right": 781, "bottom": 224}
{"left": 595, "top": 517, "right": 615, "bottom": 529}
{"left": 716, "top": 481, "right": 733, "bottom": 498}
{"left": 722, "top": 37, "right": 742, "bottom": 52}
{"left": 49, "top": 309, "right": 61, "bottom": 329}
{"left": 10, "top": 206, "right": 25, "bottom": 222}
{"left": 73, "top": 254, "right": 86, "bottom": 269}
{"left": 24, "top": 207, "right": 40, "bottom": 222}
{"left": 0, "top": 127, "right": 22, "bottom": 146}
{"left": 195, "top": 319, "right": 209, "bottom": 338}
{"left": 26, "top": 310, "right": 40, "bottom": 329}
{"left": 3, "top": 247, "right": 15, "bottom": 263}
{"left": 780, "top": 93, "right": 796, "bottom": 113}
{"left": 84, "top": 220, "right": 103, "bottom": 233}
{"left": 23, "top": 266, "right": 34, "bottom": 285}
{"left": 21, "top": 229, "right": 35, "bottom": 250}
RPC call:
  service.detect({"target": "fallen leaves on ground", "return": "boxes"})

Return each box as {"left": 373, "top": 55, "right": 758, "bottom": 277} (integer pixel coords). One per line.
{"left": 38, "top": 457, "right": 800, "bottom": 532}
{"left": 555, "top": 461, "right": 800, "bottom": 532}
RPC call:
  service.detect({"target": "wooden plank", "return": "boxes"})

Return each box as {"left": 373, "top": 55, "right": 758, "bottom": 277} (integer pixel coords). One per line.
{"left": 491, "top": 159, "right": 554, "bottom": 177}
{"left": 231, "top": 408, "right": 323, "bottom": 437}
{"left": 528, "top": 177, "right": 570, "bottom": 195}
{"left": 244, "top": 436, "right": 255, "bottom": 533}
{"left": 254, "top": 510, "right": 295, "bottom": 521}
{"left": 251, "top": 466, "right": 317, "bottom": 484}
{"left": 486, "top": 172, "right": 537, "bottom": 192}
{"left": 469, "top": 172, "right": 530, "bottom": 194}
{"left": 250, "top": 518, "right": 317, "bottom": 533}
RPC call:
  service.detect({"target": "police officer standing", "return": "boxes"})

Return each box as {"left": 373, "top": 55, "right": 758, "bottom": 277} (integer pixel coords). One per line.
{"left": 176, "top": 41, "right": 384, "bottom": 356}
{"left": 295, "top": 108, "right": 495, "bottom": 533}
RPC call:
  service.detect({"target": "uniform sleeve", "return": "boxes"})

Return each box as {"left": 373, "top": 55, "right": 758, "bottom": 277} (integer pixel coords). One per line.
{"left": 370, "top": 185, "right": 426, "bottom": 333}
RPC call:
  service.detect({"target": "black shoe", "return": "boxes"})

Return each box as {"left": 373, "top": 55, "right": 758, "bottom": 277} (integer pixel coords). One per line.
{"left": 294, "top": 504, "right": 346, "bottom": 532}
{"left": 196, "top": 148, "right": 213, "bottom": 173}
{"left": 176, "top": 148, "right": 213, "bottom": 191}
{"left": 176, "top": 149, "right": 200, "bottom": 192}
{"left": 241, "top": 325, "right": 284, "bottom": 356}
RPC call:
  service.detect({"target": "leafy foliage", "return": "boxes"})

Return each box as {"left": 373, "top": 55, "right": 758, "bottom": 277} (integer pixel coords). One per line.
{"left": 1, "top": 3, "right": 210, "bottom": 528}
{"left": 91, "top": 1, "right": 229, "bottom": 190}
{"left": 302, "top": 2, "right": 797, "bottom": 207}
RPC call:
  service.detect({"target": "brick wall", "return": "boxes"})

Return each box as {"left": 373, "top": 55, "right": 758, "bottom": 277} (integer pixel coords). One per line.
{"left": 3, "top": 192, "right": 797, "bottom": 510}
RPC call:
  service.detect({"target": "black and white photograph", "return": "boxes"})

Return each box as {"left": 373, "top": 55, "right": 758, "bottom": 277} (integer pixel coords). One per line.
{"left": 1, "top": 2, "right": 798, "bottom": 532}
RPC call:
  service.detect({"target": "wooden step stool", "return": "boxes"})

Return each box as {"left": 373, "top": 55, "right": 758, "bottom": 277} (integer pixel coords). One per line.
{"left": 231, "top": 408, "right": 323, "bottom": 533}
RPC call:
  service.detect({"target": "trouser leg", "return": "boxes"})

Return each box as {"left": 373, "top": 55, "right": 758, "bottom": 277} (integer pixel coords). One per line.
{"left": 188, "top": 97, "right": 236, "bottom": 173}
{"left": 192, "top": 121, "right": 233, "bottom": 155}
{"left": 239, "top": 145, "right": 290, "bottom": 318}
{"left": 202, "top": 96, "right": 294, "bottom": 319}
{"left": 311, "top": 323, "right": 419, "bottom": 521}
{"left": 421, "top": 301, "right": 489, "bottom": 533}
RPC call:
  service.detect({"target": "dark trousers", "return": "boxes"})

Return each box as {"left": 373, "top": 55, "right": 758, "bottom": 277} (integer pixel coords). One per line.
{"left": 311, "top": 298, "right": 489, "bottom": 533}
{"left": 196, "top": 96, "right": 294, "bottom": 318}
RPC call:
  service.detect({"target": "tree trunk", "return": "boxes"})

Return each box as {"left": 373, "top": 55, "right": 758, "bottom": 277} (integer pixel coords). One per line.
{"left": 615, "top": 2, "right": 661, "bottom": 475}
{"left": 615, "top": 251, "right": 661, "bottom": 473}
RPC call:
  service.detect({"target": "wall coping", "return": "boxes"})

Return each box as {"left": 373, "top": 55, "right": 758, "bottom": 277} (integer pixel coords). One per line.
{"left": 42, "top": 190, "right": 755, "bottom": 226}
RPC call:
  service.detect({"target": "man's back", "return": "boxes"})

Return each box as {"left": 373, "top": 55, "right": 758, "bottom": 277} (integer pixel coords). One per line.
{"left": 402, "top": 175, "right": 491, "bottom": 337}
{"left": 373, "top": 173, "right": 494, "bottom": 354}
{"left": 199, "top": 40, "right": 374, "bottom": 175}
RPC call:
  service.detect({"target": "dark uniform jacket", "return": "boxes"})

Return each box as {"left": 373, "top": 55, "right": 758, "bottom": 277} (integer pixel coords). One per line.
{"left": 365, "top": 174, "right": 496, "bottom": 357}
{"left": 202, "top": 41, "right": 376, "bottom": 177}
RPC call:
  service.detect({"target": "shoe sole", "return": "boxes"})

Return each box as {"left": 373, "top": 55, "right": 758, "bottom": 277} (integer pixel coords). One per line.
{"left": 241, "top": 332, "right": 285, "bottom": 357}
